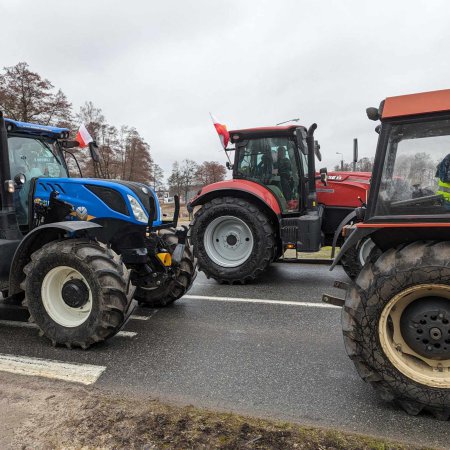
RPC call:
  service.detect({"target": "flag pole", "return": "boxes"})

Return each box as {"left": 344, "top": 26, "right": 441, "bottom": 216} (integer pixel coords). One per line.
{"left": 209, "top": 112, "right": 233, "bottom": 165}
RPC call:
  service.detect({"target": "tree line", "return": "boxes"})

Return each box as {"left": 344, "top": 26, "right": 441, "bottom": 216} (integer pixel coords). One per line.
{"left": 333, "top": 157, "right": 374, "bottom": 172}
{"left": 168, "top": 159, "right": 226, "bottom": 203}
{"left": 0, "top": 61, "right": 227, "bottom": 194}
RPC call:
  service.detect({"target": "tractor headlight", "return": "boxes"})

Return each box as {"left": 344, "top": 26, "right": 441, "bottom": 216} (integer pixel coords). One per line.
{"left": 127, "top": 195, "right": 148, "bottom": 223}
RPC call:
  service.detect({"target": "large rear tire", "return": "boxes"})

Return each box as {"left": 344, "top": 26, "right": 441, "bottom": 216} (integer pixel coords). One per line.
{"left": 190, "top": 197, "right": 276, "bottom": 284}
{"left": 22, "top": 239, "right": 132, "bottom": 349}
{"left": 135, "top": 228, "right": 197, "bottom": 307}
{"left": 342, "top": 241, "right": 450, "bottom": 419}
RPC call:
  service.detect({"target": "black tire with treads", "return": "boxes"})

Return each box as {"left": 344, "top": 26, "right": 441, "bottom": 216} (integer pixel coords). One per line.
{"left": 22, "top": 239, "right": 131, "bottom": 349}
{"left": 340, "top": 238, "right": 381, "bottom": 280}
{"left": 135, "top": 228, "right": 196, "bottom": 307}
{"left": 342, "top": 240, "right": 450, "bottom": 419}
{"left": 190, "top": 197, "right": 276, "bottom": 284}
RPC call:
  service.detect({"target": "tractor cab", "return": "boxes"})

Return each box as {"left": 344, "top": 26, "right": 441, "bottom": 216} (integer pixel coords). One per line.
{"left": 229, "top": 125, "right": 311, "bottom": 213}
{"left": 367, "top": 111, "right": 450, "bottom": 222}
{"left": 5, "top": 119, "right": 71, "bottom": 229}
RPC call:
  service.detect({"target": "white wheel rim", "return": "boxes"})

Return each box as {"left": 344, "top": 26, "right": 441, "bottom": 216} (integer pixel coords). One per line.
{"left": 379, "top": 284, "right": 450, "bottom": 388}
{"left": 204, "top": 216, "right": 254, "bottom": 267}
{"left": 41, "top": 266, "right": 93, "bottom": 327}
{"left": 358, "top": 238, "right": 376, "bottom": 266}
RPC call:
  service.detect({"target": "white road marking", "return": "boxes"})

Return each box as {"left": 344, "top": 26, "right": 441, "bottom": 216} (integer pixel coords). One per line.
{"left": 130, "top": 315, "right": 150, "bottom": 321}
{"left": 0, "top": 320, "right": 137, "bottom": 338}
{"left": 183, "top": 294, "right": 339, "bottom": 309}
{"left": 130, "top": 309, "right": 158, "bottom": 321}
{"left": 0, "top": 353, "right": 105, "bottom": 385}
{"left": 116, "top": 331, "right": 137, "bottom": 338}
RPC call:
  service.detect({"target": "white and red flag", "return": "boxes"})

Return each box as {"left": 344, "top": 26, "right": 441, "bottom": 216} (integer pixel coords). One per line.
{"left": 75, "top": 124, "right": 94, "bottom": 148}
{"left": 210, "top": 113, "right": 230, "bottom": 149}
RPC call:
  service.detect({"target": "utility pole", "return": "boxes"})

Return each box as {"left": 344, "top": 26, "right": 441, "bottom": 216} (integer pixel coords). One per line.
{"left": 336, "top": 152, "right": 344, "bottom": 171}
{"left": 352, "top": 138, "right": 358, "bottom": 172}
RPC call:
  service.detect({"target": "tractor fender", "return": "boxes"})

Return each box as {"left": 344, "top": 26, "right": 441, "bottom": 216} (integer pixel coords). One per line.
{"left": 8, "top": 221, "right": 102, "bottom": 297}
{"left": 189, "top": 180, "right": 282, "bottom": 216}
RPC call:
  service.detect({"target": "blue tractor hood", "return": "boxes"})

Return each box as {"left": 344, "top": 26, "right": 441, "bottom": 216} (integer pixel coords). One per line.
{"left": 33, "top": 177, "right": 162, "bottom": 227}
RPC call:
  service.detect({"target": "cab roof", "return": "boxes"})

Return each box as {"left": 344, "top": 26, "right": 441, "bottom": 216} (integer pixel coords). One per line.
{"left": 5, "top": 118, "right": 70, "bottom": 139}
{"left": 229, "top": 125, "right": 304, "bottom": 143}
{"left": 382, "top": 89, "right": 450, "bottom": 119}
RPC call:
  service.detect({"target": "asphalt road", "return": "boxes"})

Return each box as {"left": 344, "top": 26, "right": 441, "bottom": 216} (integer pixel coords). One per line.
{"left": 0, "top": 263, "right": 449, "bottom": 449}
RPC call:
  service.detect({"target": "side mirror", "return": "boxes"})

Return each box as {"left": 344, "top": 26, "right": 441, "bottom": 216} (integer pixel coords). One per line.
{"left": 319, "top": 167, "right": 328, "bottom": 186}
{"left": 314, "top": 140, "right": 322, "bottom": 161}
{"left": 14, "top": 173, "right": 26, "bottom": 186}
{"left": 61, "top": 140, "right": 80, "bottom": 149}
{"left": 89, "top": 141, "right": 101, "bottom": 163}
{"left": 226, "top": 161, "right": 233, "bottom": 170}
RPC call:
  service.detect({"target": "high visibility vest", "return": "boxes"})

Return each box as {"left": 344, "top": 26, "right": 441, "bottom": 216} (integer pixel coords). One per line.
{"left": 437, "top": 179, "right": 450, "bottom": 202}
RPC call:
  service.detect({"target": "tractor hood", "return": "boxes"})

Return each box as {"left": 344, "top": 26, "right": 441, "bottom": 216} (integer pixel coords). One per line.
{"left": 316, "top": 171, "right": 371, "bottom": 208}
{"left": 33, "top": 177, "right": 162, "bottom": 226}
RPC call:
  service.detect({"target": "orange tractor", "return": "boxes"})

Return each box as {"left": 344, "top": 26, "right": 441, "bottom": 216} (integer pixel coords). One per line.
{"left": 326, "top": 89, "right": 450, "bottom": 419}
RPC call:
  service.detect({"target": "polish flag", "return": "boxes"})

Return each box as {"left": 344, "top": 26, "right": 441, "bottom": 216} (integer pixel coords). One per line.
{"left": 210, "top": 113, "right": 230, "bottom": 149}
{"left": 76, "top": 124, "right": 94, "bottom": 148}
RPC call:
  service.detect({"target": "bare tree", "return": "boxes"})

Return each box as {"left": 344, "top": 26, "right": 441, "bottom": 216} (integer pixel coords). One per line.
{"left": 150, "top": 163, "right": 165, "bottom": 191}
{"left": 168, "top": 159, "right": 199, "bottom": 203}
{"left": 196, "top": 161, "right": 226, "bottom": 186}
{"left": 0, "top": 62, "right": 72, "bottom": 126}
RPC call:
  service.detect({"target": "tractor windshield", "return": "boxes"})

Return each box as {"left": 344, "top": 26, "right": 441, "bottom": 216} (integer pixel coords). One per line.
{"left": 375, "top": 119, "right": 450, "bottom": 216}
{"left": 8, "top": 136, "right": 68, "bottom": 179}
{"left": 8, "top": 136, "right": 68, "bottom": 226}
{"left": 235, "top": 137, "right": 302, "bottom": 212}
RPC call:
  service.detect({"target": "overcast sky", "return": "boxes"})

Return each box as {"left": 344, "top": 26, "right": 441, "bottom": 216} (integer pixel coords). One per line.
{"left": 1, "top": 0, "right": 449, "bottom": 177}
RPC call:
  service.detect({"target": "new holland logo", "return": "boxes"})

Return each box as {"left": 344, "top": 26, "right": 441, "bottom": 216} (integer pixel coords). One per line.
{"left": 71, "top": 206, "right": 95, "bottom": 221}
{"left": 75, "top": 206, "right": 88, "bottom": 220}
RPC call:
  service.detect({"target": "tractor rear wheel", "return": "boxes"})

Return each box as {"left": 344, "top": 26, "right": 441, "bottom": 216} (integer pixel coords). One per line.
{"left": 340, "top": 237, "right": 379, "bottom": 280}
{"left": 190, "top": 197, "right": 276, "bottom": 284}
{"left": 135, "top": 228, "right": 196, "bottom": 307}
{"left": 342, "top": 241, "right": 450, "bottom": 419}
{"left": 22, "top": 239, "right": 132, "bottom": 349}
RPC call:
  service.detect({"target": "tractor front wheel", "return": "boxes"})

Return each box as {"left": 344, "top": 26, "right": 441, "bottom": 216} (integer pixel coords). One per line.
{"left": 190, "top": 197, "right": 276, "bottom": 284}
{"left": 22, "top": 239, "right": 132, "bottom": 349}
{"left": 135, "top": 228, "right": 197, "bottom": 307}
{"left": 342, "top": 241, "right": 450, "bottom": 419}
{"left": 340, "top": 237, "right": 379, "bottom": 280}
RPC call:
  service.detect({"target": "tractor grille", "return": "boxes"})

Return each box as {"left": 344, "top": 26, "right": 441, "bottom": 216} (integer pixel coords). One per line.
{"left": 280, "top": 218, "right": 299, "bottom": 242}
{"left": 110, "top": 181, "right": 153, "bottom": 214}
{"left": 85, "top": 185, "right": 129, "bottom": 216}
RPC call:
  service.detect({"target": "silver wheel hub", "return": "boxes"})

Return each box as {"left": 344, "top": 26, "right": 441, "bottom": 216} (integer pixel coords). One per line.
{"left": 358, "top": 238, "right": 376, "bottom": 266}
{"left": 204, "top": 216, "right": 254, "bottom": 267}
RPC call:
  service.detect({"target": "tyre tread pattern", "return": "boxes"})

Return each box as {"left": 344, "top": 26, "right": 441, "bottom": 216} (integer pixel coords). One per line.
{"left": 190, "top": 197, "right": 276, "bottom": 284}
{"left": 342, "top": 240, "right": 450, "bottom": 420}
{"left": 22, "top": 239, "right": 131, "bottom": 349}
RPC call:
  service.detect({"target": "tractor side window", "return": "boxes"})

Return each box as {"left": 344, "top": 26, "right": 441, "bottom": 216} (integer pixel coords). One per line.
{"left": 236, "top": 137, "right": 300, "bottom": 213}
{"left": 8, "top": 136, "right": 68, "bottom": 226}
{"left": 375, "top": 119, "right": 450, "bottom": 216}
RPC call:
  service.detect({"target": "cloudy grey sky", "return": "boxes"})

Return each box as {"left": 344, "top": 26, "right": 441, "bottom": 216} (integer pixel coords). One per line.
{"left": 1, "top": 0, "right": 449, "bottom": 176}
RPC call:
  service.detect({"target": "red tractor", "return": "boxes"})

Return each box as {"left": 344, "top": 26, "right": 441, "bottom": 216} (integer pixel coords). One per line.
{"left": 326, "top": 89, "right": 450, "bottom": 419}
{"left": 189, "top": 124, "right": 371, "bottom": 283}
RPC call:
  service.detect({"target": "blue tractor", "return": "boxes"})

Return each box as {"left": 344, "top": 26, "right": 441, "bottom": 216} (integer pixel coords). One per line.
{"left": 0, "top": 113, "right": 196, "bottom": 348}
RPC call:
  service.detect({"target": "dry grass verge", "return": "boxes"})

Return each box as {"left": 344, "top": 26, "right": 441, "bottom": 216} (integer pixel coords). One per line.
{"left": 0, "top": 373, "right": 430, "bottom": 450}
